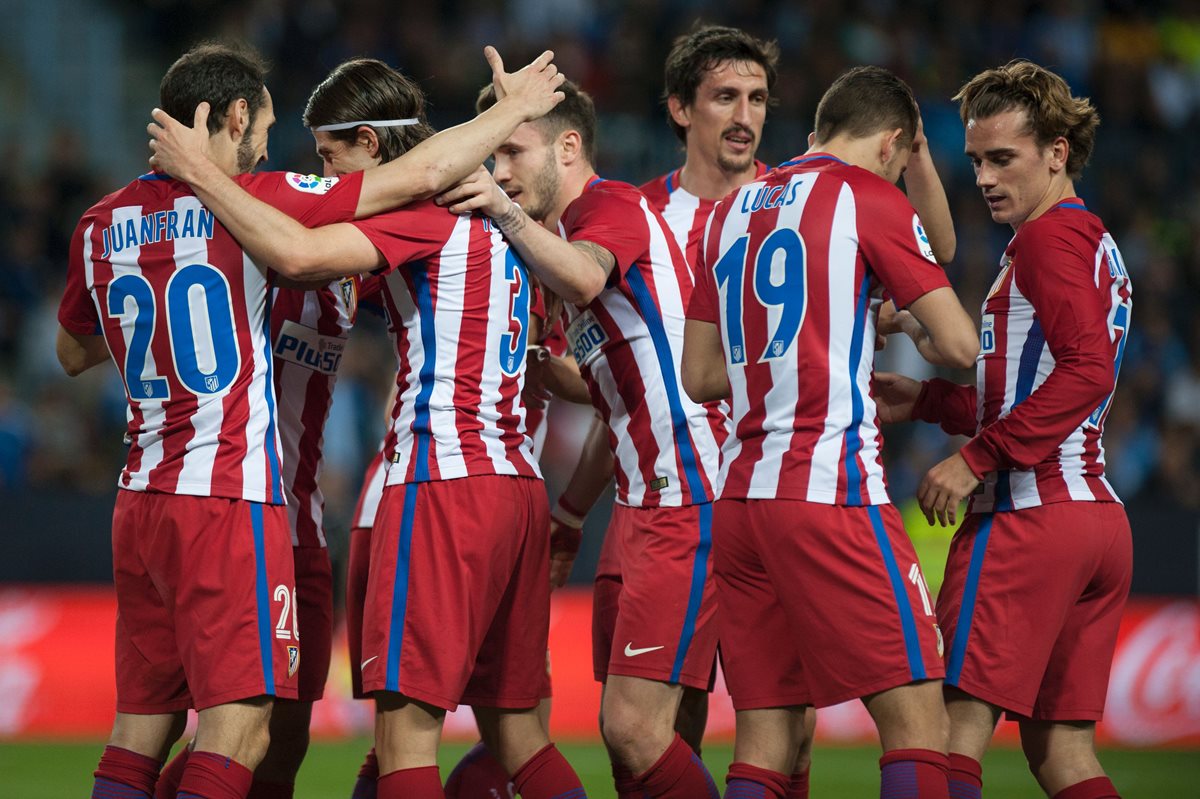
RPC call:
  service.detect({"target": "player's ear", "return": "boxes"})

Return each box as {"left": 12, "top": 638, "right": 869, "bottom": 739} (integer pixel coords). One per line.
{"left": 667, "top": 95, "right": 690, "bottom": 130}
{"left": 879, "top": 128, "right": 904, "bottom": 166}
{"left": 807, "top": 131, "right": 816, "bottom": 148}
{"left": 559, "top": 129, "right": 583, "bottom": 166}
{"left": 357, "top": 125, "right": 381, "bottom": 158}
{"left": 1048, "top": 135, "right": 1069, "bottom": 174}
{"left": 227, "top": 97, "right": 250, "bottom": 139}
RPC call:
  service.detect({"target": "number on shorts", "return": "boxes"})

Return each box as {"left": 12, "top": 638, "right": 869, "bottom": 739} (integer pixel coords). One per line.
{"left": 908, "top": 563, "right": 934, "bottom": 617}
{"left": 274, "top": 584, "right": 299, "bottom": 640}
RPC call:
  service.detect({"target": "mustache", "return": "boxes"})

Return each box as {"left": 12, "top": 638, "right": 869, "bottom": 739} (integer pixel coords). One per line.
{"left": 722, "top": 124, "right": 756, "bottom": 141}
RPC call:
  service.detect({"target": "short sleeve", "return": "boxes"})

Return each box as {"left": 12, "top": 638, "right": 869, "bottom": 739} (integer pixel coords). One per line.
{"left": 561, "top": 186, "right": 648, "bottom": 278}
{"left": 238, "top": 170, "right": 365, "bottom": 227}
{"left": 350, "top": 202, "right": 459, "bottom": 272}
{"left": 57, "top": 216, "right": 101, "bottom": 335}
{"left": 854, "top": 178, "right": 950, "bottom": 308}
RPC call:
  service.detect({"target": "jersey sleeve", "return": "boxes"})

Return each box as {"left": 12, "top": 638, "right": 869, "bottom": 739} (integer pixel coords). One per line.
{"left": 912, "top": 377, "right": 978, "bottom": 437}
{"left": 57, "top": 215, "right": 101, "bottom": 335}
{"left": 959, "top": 222, "right": 1116, "bottom": 476}
{"left": 855, "top": 179, "right": 951, "bottom": 308}
{"left": 238, "top": 170, "right": 365, "bottom": 227}
{"left": 561, "top": 186, "right": 648, "bottom": 281}
{"left": 686, "top": 207, "right": 720, "bottom": 324}
{"left": 349, "top": 202, "right": 457, "bottom": 272}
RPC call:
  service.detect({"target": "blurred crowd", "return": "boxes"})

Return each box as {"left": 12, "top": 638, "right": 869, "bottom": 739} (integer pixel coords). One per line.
{"left": 2, "top": 0, "right": 1198, "bottom": 530}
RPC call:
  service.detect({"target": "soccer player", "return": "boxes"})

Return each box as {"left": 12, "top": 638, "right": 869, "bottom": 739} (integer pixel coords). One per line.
{"left": 147, "top": 52, "right": 585, "bottom": 799}
{"left": 679, "top": 66, "right": 979, "bottom": 799}
{"left": 874, "top": 61, "right": 1133, "bottom": 799}
{"left": 441, "top": 80, "right": 722, "bottom": 799}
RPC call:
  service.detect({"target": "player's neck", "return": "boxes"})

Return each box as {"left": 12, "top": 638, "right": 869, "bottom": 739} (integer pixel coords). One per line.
{"left": 545, "top": 166, "right": 595, "bottom": 229}
{"left": 805, "top": 135, "right": 888, "bottom": 179}
{"left": 678, "top": 156, "right": 758, "bottom": 201}
{"left": 1015, "top": 177, "right": 1077, "bottom": 231}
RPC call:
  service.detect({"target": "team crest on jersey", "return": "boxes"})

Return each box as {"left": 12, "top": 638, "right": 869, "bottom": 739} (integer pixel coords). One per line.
{"left": 912, "top": 214, "right": 936, "bottom": 262}
{"left": 285, "top": 172, "right": 339, "bottom": 195}
{"left": 339, "top": 277, "right": 357, "bottom": 318}
{"left": 287, "top": 645, "right": 300, "bottom": 677}
{"left": 986, "top": 257, "right": 1013, "bottom": 301}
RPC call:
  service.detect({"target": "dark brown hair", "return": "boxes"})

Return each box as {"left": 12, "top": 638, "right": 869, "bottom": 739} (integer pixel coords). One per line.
{"left": 954, "top": 60, "right": 1099, "bottom": 179}
{"left": 303, "top": 59, "right": 436, "bottom": 163}
{"left": 814, "top": 65, "right": 918, "bottom": 149}
{"left": 662, "top": 24, "right": 780, "bottom": 143}
{"left": 476, "top": 79, "right": 597, "bottom": 165}
{"left": 160, "top": 42, "right": 268, "bottom": 135}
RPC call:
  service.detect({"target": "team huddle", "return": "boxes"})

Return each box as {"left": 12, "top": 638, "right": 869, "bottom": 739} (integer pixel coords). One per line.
{"left": 60, "top": 23, "right": 1132, "bottom": 799}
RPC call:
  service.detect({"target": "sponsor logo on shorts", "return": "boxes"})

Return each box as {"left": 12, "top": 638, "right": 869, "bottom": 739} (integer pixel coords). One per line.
{"left": 287, "top": 645, "right": 300, "bottom": 677}
{"left": 360, "top": 655, "right": 378, "bottom": 672}
{"left": 624, "top": 642, "right": 665, "bottom": 658}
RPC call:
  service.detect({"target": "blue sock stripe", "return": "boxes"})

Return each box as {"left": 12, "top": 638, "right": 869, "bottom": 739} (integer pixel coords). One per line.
{"left": 691, "top": 753, "right": 720, "bottom": 799}
{"left": 91, "top": 778, "right": 151, "bottom": 799}
{"left": 949, "top": 782, "right": 983, "bottom": 799}
{"left": 724, "top": 780, "right": 768, "bottom": 799}
{"left": 880, "top": 760, "right": 920, "bottom": 799}
{"left": 549, "top": 788, "right": 588, "bottom": 799}
{"left": 867, "top": 505, "right": 925, "bottom": 680}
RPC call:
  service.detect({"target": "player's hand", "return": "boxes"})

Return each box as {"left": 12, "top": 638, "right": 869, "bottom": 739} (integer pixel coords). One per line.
{"left": 523, "top": 347, "right": 553, "bottom": 409}
{"left": 435, "top": 166, "right": 511, "bottom": 217}
{"left": 872, "top": 371, "right": 923, "bottom": 424}
{"left": 549, "top": 515, "right": 582, "bottom": 589}
{"left": 485, "top": 46, "right": 566, "bottom": 120}
{"left": 917, "top": 452, "right": 980, "bottom": 527}
{"left": 148, "top": 102, "right": 213, "bottom": 182}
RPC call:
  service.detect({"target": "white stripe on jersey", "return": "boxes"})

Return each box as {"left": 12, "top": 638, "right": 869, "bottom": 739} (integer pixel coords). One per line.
{"left": 749, "top": 175, "right": 814, "bottom": 497}
{"left": 658, "top": 187, "right": 703, "bottom": 279}
{"left": 237, "top": 244, "right": 275, "bottom": 501}
{"left": 385, "top": 272, "right": 420, "bottom": 483}
{"left": 715, "top": 184, "right": 757, "bottom": 495}
{"left": 423, "top": 214, "right": 470, "bottom": 480}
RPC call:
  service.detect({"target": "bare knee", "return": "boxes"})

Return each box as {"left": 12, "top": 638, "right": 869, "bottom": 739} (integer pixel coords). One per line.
{"left": 109, "top": 711, "right": 189, "bottom": 762}
{"left": 600, "top": 680, "right": 678, "bottom": 773}
{"left": 865, "top": 681, "right": 949, "bottom": 753}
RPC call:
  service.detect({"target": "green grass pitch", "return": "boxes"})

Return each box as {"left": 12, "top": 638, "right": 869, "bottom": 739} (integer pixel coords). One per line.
{"left": 1, "top": 738, "right": 1197, "bottom": 797}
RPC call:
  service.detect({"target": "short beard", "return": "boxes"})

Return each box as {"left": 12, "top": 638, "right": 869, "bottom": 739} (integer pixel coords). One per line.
{"left": 717, "top": 151, "right": 756, "bottom": 174}
{"left": 520, "top": 149, "right": 562, "bottom": 223}
{"left": 236, "top": 134, "right": 258, "bottom": 174}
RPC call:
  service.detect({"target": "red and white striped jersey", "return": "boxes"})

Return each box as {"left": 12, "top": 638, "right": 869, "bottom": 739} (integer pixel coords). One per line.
{"left": 58, "top": 170, "right": 363, "bottom": 503}
{"left": 271, "top": 275, "right": 380, "bottom": 546}
{"left": 351, "top": 201, "right": 540, "bottom": 485}
{"left": 561, "top": 177, "right": 719, "bottom": 508}
{"left": 640, "top": 162, "right": 768, "bottom": 274}
{"left": 641, "top": 163, "right": 768, "bottom": 451}
{"left": 920, "top": 200, "right": 1131, "bottom": 512}
{"left": 689, "top": 154, "right": 950, "bottom": 504}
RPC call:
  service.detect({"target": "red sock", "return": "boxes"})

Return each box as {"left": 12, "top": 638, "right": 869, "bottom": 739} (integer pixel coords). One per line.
{"left": 948, "top": 753, "right": 982, "bottom": 799}
{"left": 1052, "top": 777, "right": 1121, "bottom": 799}
{"left": 93, "top": 745, "right": 161, "bottom": 798}
{"left": 177, "top": 751, "right": 254, "bottom": 799}
{"left": 377, "top": 766, "right": 442, "bottom": 799}
{"left": 511, "top": 744, "right": 585, "bottom": 799}
{"left": 445, "top": 742, "right": 511, "bottom": 798}
{"left": 725, "top": 761, "right": 791, "bottom": 799}
{"left": 612, "top": 762, "right": 644, "bottom": 799}
{"left": 156, "top": 748, "right": 191, "bottom": 799}
{"left": 245, "top": 781, "right": 293, "bottom": 799}
{"left": 879, "top": 749, "right": 949, "bottom": 799}
{"left": 786, "top": 768, "right": 810, "bottom": 799}
{"left": 351, "top": 749, "right": 378, "bottom": 799}
{"left": 636, "top": 734, "right": 718, "bottom": 798}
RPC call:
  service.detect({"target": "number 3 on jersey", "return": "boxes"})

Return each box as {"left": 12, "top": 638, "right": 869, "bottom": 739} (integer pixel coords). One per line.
{"left": 713, "top": 228, "right": 808, "bottom": 364}
{"left": 107, "top": 263, "right": 242, "bottom": 401}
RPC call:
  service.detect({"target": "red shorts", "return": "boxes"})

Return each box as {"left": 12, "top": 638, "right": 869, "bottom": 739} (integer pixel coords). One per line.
{"left": 592, "top": 503, "right": 719, "bottom": 691}
{"left": 346, "top": 525, "right": 372, "bottom": 700}
{"left": 360, "top": 475, "right": 550, "bottom": 710}
{"left": 294, "top": 546, "right": 333, "bottom": 702}
{"left": 111, "top": 491, "right": 299, "bottom": 713}
{"left": 714, "top": 499, "right": 944, "bottom": 710}
{"left": 939, "top": 501, "right": 1132, "bottom": 720}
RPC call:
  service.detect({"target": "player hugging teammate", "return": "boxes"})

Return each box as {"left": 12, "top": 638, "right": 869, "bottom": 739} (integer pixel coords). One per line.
{"left": 63, "top": 28, "right": 1131, "bottom": 799}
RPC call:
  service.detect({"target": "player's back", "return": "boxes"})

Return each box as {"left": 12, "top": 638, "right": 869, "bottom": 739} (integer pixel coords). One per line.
{"left": 696, "top": 154, "right": 949, "bottom": 505}
{"left": 62, "top": 170, "right": 363, "bottom": 503}
{"left": 352, "top": 199, "right": 541, "bottom": 485}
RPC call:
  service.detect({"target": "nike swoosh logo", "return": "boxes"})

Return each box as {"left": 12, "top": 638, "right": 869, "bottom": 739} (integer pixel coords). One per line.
{"left": 360, "top": 655, "right": 378, "bottom": 671}
{"left": 624, "top": 643, "right": 665, "bottom": 657}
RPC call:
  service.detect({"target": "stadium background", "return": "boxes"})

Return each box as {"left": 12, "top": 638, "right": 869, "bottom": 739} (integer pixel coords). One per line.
{"left": 1, "top": 0, "right": 1198, "bottom": 796}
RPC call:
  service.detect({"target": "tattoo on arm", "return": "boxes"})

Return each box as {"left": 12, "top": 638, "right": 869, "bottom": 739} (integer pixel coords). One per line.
{"left": 493, "top": 202, "right": 528, "bottom": 237}
{"left": 573, "top": 240, "right": 617, "bottom": 275}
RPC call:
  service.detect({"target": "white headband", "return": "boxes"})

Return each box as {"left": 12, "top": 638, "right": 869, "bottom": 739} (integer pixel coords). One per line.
{"left": 310, "top": 118, "right": 420, "bottom": 132}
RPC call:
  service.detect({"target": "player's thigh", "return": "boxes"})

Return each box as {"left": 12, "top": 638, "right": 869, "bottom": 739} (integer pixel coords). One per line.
{"left": 345, "top": 525, "right": 372, "bottom": 700}
{"left": 592, "top": 510, "right": 624, "bottom": 683}
{"left": 712, "top": 498, "right": 809, "bottom": 711}
{"left": 607, "top": 503, "right": 719, "bottom": 691}
{"left": 756, "top": 501, "right": 943, "bottom": 708}
{"left": 292, "top": 545, "right": 333, "bottom": 702}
